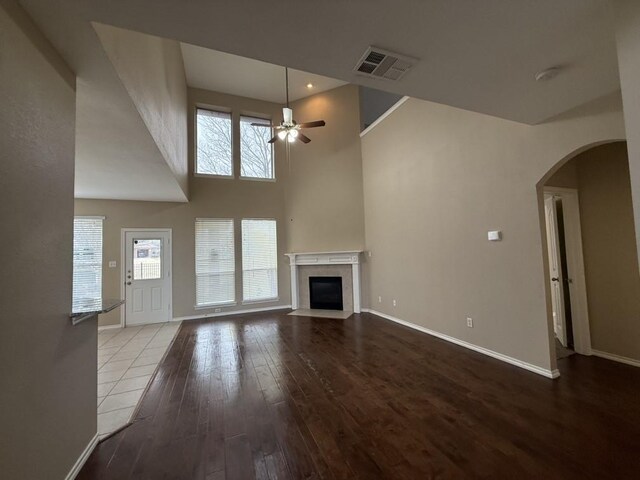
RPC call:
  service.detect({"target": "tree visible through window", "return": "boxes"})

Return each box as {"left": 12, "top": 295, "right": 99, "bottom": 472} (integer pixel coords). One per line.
{"left": 196, "top": 109, "right": 233, "bottom": 176}
{"left": 240, "top": 116, "right": 274, "bottom": 179}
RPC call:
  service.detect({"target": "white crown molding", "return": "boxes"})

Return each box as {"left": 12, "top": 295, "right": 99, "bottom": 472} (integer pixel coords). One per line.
{"left": 173, "top": 304, "right": 291, "bottom": 322}
{"left": 359, "top": 96, "right": 410, "bottom": 138}
{"left": 65, "top": 433, "right": 99, "bottom": 480}
{"left": 362, "top": 309, "right": 560, "bottom": 379}
{"left": 591, "top": 349, "right": 640, "bottom": 368}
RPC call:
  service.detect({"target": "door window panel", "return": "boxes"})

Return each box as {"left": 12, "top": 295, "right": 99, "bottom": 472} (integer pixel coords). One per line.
{"left": 133, "top": 238, "right": 162, "bottom": 280}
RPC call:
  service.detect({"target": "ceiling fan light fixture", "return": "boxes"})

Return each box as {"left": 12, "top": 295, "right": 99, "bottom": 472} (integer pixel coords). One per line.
{"left": 283, "top": 107, "right": 293, "bottom": 125}
{"left": 264, "top": 67, "right": 325, "bottom": 146}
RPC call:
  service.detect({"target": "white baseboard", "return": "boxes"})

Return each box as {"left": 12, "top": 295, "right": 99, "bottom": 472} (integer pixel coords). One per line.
{"left": 65, "top": 433, "right": 98, "bottom": 480}
{"left": 591, "top": 349, "right": 640, "bottom": 368}
{"left": 173, "top": 304, "right": 292, "bottom": 322}
{"left": 97, "top": 324, "right": 121, "bottom": 331}
{"left": 363, "top": 309, "right": 559, "bottom": 379}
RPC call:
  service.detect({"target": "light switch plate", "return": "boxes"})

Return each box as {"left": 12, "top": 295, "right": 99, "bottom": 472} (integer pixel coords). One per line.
{"left": 488, "top": 230, "right": 502, "bottom": 241}
{"left": 108, "top": 261, "right": 117, "bottom": 268}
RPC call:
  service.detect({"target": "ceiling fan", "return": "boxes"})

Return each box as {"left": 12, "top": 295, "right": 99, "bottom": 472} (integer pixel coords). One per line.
{"left": 251, "top": 67, "right": 326, "bottom": 144}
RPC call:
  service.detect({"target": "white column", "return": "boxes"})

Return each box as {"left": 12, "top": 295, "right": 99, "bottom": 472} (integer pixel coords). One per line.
{"left": 614, "top": 0, "right": 640, "bottom": 269}
{"left": 352, "top": 262, "right": 361, "bottom": 313}
{"left": 289, "top": 259, "right": 298, "bottom": 310}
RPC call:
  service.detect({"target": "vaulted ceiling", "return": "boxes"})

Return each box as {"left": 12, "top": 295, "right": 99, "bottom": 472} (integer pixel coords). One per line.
{"left": 20, "top": 0, "right": 622, "bottom": 200}
{"left": 66, "top": 0, "right": 620, "bottom": 124}
{"left": 181, "top": 43, "right": 346, "bottom": 104}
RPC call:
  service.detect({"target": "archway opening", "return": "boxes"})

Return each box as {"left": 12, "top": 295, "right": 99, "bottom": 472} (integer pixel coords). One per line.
{"left": 538, "top": 141, "right": 640, "bottom": 368}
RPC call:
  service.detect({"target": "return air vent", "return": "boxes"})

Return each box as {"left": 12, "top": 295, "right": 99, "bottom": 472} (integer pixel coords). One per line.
{"left": 354, "top": 46, "right": 416, "bottom": 81}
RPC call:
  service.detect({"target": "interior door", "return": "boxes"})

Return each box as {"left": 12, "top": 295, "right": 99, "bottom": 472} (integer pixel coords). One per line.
{"left": 544, "top": 195, "right": 567, "bottom": 346}
{"left": 124, "top": 230, "right": 172, "bottom": 326}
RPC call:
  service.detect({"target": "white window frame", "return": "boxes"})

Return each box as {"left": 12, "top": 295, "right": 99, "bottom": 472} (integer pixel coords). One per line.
{"left": 239, "top": 114, "right": 276, "bottom": 182}
{"left": 241, "top": 218, "right": 279, "bottom": 304}
{"left": 194, "top": 218, "right": 237, "bottom": 309}
{"left": 72, "top": 216, "right": 104, "bottom": 307}
{"left": 194, "top": 107, "right": 234, "bottom": 179}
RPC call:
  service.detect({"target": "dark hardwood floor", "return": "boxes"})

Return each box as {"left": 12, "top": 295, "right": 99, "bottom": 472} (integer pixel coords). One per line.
{"left": 79, "top": 311, "right": 640, "bottom": 479}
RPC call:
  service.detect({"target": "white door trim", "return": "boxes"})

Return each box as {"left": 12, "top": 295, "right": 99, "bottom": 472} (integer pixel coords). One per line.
{"left": 120, "top": 228, "right": 173, "bottom": 328}
{"left": 543, "top": 187, "right": 592, "bottom": 355}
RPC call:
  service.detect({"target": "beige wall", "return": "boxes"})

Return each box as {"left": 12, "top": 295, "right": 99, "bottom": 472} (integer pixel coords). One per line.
{"left": 0, "top": 2, "right": 96, "bottom": 478}
{"left": 548, "top": 143, "right": 640, "bottom": 360}
{"left": 79, "top": 85, "right": 365, "bottom": 327}
{"left": 361, "top": 94, "right": 626, "bottom": 373}
{"left": 286, "top": 85, "right": 365, "bottom": 252}
{"left": 545, "top": 159, "right": 578, "bottom": 189}
{"left": 614, "top": 0, "right": 640, "bottom": 269}
{"left": 76, "top": 89, "right": 290, "bottom": 326}
{"left": 95, "top": 23, "right": 189, "bottom": 198}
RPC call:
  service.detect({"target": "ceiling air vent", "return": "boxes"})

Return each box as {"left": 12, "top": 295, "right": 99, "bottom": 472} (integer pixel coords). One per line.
{"left": 354, "top": 46, "right": 416, "bottom": 81}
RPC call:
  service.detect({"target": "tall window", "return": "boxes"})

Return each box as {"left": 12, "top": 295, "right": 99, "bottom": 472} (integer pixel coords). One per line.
{"left": 195, "top": 219, "right": 235, "bottom": 306}
{"left": 242, "top": 219, "right": 278, "bottom": 302}
{"left": 72, "top": 217, "right": 103, "bottom": 307}
{"left": 196, "top": 108, "right": 233, "bottom": 176}
{"left": 240, "top": 116, "right": 274, "bottom": 179}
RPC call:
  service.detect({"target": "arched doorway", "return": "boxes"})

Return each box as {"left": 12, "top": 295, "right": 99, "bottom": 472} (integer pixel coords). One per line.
{"left": 538, "top": 140, "right": 640, "bottom": 365}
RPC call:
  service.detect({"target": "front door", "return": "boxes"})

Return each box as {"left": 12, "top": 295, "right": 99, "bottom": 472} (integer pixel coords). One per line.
{"left": 124, "top": 230, "right": 172, "bottom": 326}
{"left": 544, "top": 195, "right": 567, "bottom": 347}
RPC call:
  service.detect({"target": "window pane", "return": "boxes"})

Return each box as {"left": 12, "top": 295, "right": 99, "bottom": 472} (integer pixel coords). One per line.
{"left": 240, "top": 116, "right": 274, "bottom": 179}
{"left": 195, "top": 219, "right": 235, "bottom": 306}
{"left": 133, "top": 239, "right": 162, "bottom": 280}
{"left": 242, "top": 219, "right": 277, "bottom": 302}
{"left": 196, "top": 109, "right": 233, "bottom": 176}
{"left": 72, "top": 217, "right": 103, "bottom": 307}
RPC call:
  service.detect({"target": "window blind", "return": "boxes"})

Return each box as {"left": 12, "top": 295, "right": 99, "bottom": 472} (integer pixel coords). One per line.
{"left": 72, "top": 217, "right": 103, "bottom": 306}
{"left": 240, "top": 115, "right": 274, "bottom": 179}
{"left": 196, "top": 109, "right": 233, "bottom": 176}
{"left": 242, "top": 219, "right": 278, "bottom": 302}
{"left": 195, "top": 219, "right": 235, "bottom": 306}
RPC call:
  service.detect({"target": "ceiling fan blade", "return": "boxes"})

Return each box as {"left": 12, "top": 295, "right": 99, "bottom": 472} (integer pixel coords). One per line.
{"left": 297, "top": 132, "right": 311, "bottom": 144}
{"left": 251, "top": 123, "right": 272, "bottom": 127}
{"left": 298, "top": 120, "right": 325, "bottom": 129}
{"left": 268, "top": 135, "right": 278, "bottom": 144}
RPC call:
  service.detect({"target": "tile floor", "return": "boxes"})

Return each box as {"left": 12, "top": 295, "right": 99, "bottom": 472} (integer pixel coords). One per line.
{"left": 97, "top": 322, "right": 181, "bottom": 437}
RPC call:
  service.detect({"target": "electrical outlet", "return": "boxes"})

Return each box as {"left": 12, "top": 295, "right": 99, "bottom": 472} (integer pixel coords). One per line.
{"left": 378, "top": 296, "right": 382, "bottom": 303}
{"left": 393, "top": 299, "right": 397, "bottom": 307}
{"left": 215, "top": 308, "right": 221, "bottom": 313}
{"left": 108, "top": 260, "right": 117, "bottom": 268}
{"left": 466, "top": 317, "right": 473, "bottom": 328}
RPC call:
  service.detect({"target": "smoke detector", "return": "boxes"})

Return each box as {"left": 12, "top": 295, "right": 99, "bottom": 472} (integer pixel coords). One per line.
{"left": 354, "top": 46, "right": 417, "bottom": 81}
{"left": 535, "top": 66, "right": 561, "bottom": 82}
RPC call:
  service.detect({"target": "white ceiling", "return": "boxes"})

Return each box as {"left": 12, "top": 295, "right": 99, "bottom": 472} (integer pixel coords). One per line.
{"left": 181, "top": 43, "right": 346, "bottom": 103}
{"left": 18, "top": 0, "right": 624, "bottom": 202}
{"left": 58, "top": 0, "right": 621, "bottom": 125}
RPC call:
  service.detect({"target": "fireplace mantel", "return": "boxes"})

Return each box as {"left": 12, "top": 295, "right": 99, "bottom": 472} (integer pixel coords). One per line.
{"left": 285, "top": 251, "right": 363, "bottom": 313}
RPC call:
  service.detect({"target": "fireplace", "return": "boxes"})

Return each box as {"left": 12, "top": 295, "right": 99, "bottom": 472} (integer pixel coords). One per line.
{"left": 309, "top": 277, "right": 343, "bottom": 310}
{"left": 285, "top": 251, "right": 362, "bottom": 313}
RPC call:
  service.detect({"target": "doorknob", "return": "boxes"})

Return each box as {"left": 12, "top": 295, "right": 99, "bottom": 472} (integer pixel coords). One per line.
{"left": 126, "top": 281, "right": 132, "bottom": 285}
{"left": 551, "top": 277, "right": 559, "bottom": 282}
